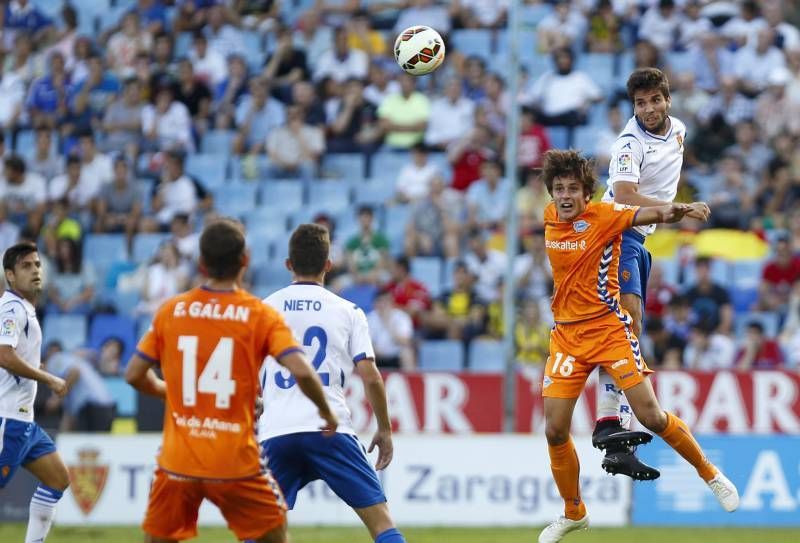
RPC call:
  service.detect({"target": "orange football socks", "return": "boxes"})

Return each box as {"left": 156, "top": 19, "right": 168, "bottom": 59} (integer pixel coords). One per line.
{"left": 658, "top": 411, "right": 717, "bottom": 482}
{"left": 548, "top": 437, "right": 587, "bottom": 520}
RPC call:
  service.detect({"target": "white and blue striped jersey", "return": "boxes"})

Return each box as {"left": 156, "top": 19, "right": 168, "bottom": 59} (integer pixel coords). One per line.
{"left": 603, "top": 115, "right": 686, "bottom": 236}
{"left": 0, "top": 290, "right": 42, "bottom": 422}
{"left": 258, "top": 283, "right": 375, "bottom": 440}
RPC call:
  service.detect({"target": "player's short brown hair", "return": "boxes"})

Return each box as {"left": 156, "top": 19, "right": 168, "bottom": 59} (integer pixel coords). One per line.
{"left": 3, "top": 241, "right": 38, "bottom": 271}
{"left": 199, "top": 218, "right": 246, "bottom": 280}
{"left": 627, "top": 67, "right": 670, "bottom": 101}
{"left": 289, "top": 223, "right": 330, "bottom": 277}
{"left": 541, "top": 149, "right": 597, "bottom": 198}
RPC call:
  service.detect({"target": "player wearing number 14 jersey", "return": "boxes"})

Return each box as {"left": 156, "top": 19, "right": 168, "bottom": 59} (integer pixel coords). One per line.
{"left": 257, "top": 224, "right": 406, "bottom": 543}
{"left": 126, "top": 218, "right": 337, "bottom": 543}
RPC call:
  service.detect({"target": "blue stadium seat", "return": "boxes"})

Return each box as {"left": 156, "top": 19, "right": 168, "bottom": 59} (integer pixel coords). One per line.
{"left": 548, "top": 126, "right": 570, "bottom": 150}
{"left": 105, "top": 261, "right": 138, "bottom": 289}
{"left": 353, "top": 181, "right": 394, "bottom": 207}
{"left": 521, "top": 3, "right": 553, "bottom": 26}
{"left": 731, "top": 260, "right": 765, "bottom": 290}
{"left": 14, "top": 130, "right": 35, "bottom": 155}
{"left": 369, "top": 152, "right": 410, "bottom": 180}
{"left": 729, "top": 287, "right": 759, "bottom": 314}
{"left": 653, "top": 259, "right": 679, "bottom": 288}
{"left": 252, "top": 259, "right": 292, "bottom": 287}
{"left": 735, "top": 312, "right": 780, "bottom": 338}
{"left": 104, "top": 377, "right": 136, "bottom": 416}
{"left": 576, "top": 53, "right": 615, "bottom": 93}
{"left": 441, "top": 258, "right": 459, "bottom": 291}
{"left": 100, "top": 289, "right": 141, "bottom": 317}
{"left": 573, "top": 126, "right": 599, "bottom": 156}
{"left": 201, "top": 130, "right": 236, "bottom": 154}
{"left": 44, "top": 315, "right": 88, "bottom": 351}
{"left": 242, "top": 31, "right": 265, "bottom": 71}
{"left": 468, "top": 339, "right": 506, "bottom": 372}
{"left": 186, "top": 153, "right": 229, "bottom": 188}
{"left": 384, "top": 204, "right": 412, "bottom": 254}
{"left": 418, "top": 340, "right": 464, "bottom": 371}
{"left": 411, "top": 257, "right": 443, "bottom": 298}
{"left": 175, "top": 32, "right": 193, "bottom": 58}
{"left": 666, "top": 51, "right": 694, "bottom": 75}
{"left": 323, "top": 153, "right": 365, "bottom": 179}
{"left": 247, "top": 230, "right": 280, "bottom": 267}
{"left": 83, "top": 234, "right": 129, "bottom": 283}
{"left": 258, "top": 180, "right": 305, "bottom": 211}
{"left": 307, "top": 180, "right": 352, "bottom": 212}
{"left": 131, "top": 233, "right": 169, "bottom": 263}
{"left": 244, "top": 209, "right": 290, "bottom": 241}
{"left": 340, "top": 283, "right": 378, "bottom": 313}
{"left": 88, "top": 314, "right": 137, "bottom": 363}
{"left": 451, "top": 29, "right": 493, "bottom": 59}
{"left": 213, "top": 183, "right": 258, "bottom": 218}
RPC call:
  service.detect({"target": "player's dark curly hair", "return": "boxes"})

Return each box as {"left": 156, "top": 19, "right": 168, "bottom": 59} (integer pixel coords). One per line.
{"left": 627, "top": 67, "right": 670, "bottom": 101}
{"left": 289, "top": 223, "right": 330, "bottom": 277}
{"left": 541, "top": 149, "right": 597, "bottom": 198}
{"left": 200, "top": 218, "right": 246, "bottom": 280}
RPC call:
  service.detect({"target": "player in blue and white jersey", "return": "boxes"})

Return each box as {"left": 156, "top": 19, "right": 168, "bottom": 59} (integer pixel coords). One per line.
{"left": 0, "top": 242, "right": 70, "bottom": 543}
{"left": 257, "top": 224, "right": 406, "bottom": 543}
{"left": 593, "top": 68, "right": 711, "bottom": 480}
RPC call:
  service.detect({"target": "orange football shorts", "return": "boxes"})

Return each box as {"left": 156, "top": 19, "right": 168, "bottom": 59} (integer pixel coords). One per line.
{"left": 142, "top": 468, "right": 287, "bottom": 541}
{"left": 543, "top": 312, "right": 651, "bottom": 399}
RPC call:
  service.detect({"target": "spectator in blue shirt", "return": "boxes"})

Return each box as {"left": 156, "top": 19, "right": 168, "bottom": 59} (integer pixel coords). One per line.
{"left": 130, "top": 0, "right": 168, "bottom": 34}
{"left": 3, "top": 0, "right": 54, "bottom": 49}
{"left": 71, "top": 53, "right": 122, "bottom": 131}
{"left": 26, "top": 51, "right": 76, "bottom": 130}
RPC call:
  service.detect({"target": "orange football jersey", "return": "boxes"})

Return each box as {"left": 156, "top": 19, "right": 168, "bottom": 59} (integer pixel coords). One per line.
{"left": 544, "top": 201, "right": 639, "bottom": 324}
{"left": 136, "top": 286, "right": 301, "bottom": 480}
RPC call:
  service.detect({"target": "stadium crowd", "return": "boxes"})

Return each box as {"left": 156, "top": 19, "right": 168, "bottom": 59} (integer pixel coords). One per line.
{"left": 0, "top": 0, "right": 799, "bottom": 429}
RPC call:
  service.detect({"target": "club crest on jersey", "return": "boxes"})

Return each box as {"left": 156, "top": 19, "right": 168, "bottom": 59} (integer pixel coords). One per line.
{"left": 68, "top": 448, "right": 109, "bottom": 516}
{"left": 573, "top": 220, "right": 590, "bottom": 233}
{"left": 617, "top": 152, "right": 632, "bottom": 173}
{"left": 1, "top": 317, "right": 15, "bottom": 337}
{"left": 676, "top": 134, "right": 684, "bottom": 150}
{"left": 621, "top": 270, "right": 631, "bottom": 282}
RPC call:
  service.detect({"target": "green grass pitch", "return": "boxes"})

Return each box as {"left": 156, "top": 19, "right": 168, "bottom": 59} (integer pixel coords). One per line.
{"left": 1, "top": 525, "right": 799, "bottom": 543}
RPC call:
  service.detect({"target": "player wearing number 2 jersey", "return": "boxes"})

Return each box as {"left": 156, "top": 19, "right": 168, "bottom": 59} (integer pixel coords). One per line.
{"left": 126, "top": 218, "right": 337, "bottom": 543}
{"left": 537, "top": 150, "right": 737, "bottom": 543}
{"left": 257, "top": 224, "right": 407, "bottom": 543}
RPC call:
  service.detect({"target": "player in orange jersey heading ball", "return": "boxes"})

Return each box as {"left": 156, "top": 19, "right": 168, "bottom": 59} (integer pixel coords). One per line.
{"left": 126, "top": 218, "right": 338, "bottom": 543}
{"left": 537, "top": 150, "right": 738, "bottom": 543}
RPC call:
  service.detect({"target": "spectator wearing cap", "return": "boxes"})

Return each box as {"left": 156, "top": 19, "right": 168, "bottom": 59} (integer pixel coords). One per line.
{"left": 466, "top": 159, "right": 510, "bottom": 231}
{"left": 736, "top": 321, "right": 785, "bottom": 369}
{"left": 345, "top": 205, "right": 390, "bottom": 286}
{"left": 526, "top": 47, "right": 602, "bottom": 128}
{"left": 367, "top": 286, "right": 416, "bottom": 371}
{"left": 683, "top": 320, "right": 736, "bottom": 370}
{"left": 378, "top": 74, "right": 431, "bottom": 149}
{"left": 263, "top": 23, "right": 310, "bottom": 90}
{"left": 757, "top": 235, "right": 800, "bottom": 314}
{"left": 425, "top": 77, "right": 475, "bottom": 151}
{"left": 189, "top": 30, "right": 227, "bottom": 86}
{"left": 266, "top": 104, "right": 325, "bottom": 179}
{"left": 232, "top": 77, "right": 285, "bottom": 155}
{"left": 106, "top": 11, "right": 153, "bottom": 78}
{"left": 94, "top": 156, "right": 142, "bottom": 243}
{"left": 141, "top": 85, "right": 194, "bottom": 152}
{"left": 0, "top": 154, "right": 47, "bottom": 233}
{"left": 102, "top": 77, "right": 144, "bottom": 160}
{"left": 314, "top": 26, "right": 369, "bottom": 83}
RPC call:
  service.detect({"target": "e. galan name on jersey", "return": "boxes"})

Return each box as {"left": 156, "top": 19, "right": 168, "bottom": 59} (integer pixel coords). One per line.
{"left": 173, "top": 301, "right": 250, "bottom": 322}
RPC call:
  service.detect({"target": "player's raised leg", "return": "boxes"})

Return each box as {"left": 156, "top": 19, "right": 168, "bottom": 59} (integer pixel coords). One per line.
{"left": 623, "top": 378, "right": 739, "bottom": 511}
{"left": 539, "top": 396, "right": 589, "bottom": 543}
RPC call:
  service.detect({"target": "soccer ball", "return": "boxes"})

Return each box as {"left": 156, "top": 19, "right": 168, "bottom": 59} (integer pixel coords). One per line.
{"left": 394, "top": 26, "right": 446, "bottom": 76}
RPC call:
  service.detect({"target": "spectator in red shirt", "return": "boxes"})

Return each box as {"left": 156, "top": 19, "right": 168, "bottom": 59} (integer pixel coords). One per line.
{"left": 386, "top": 256, "right": 432, "bottom": 328}
{"left": 758, "top": 235, "right": 800, "bottom": 314}
{"left": 517, "top": 107, "right": 551, "bottom": 170}
{"left": 645, "top": 262, "right": 677, "bottom": 319}
{"left": 447, "top": 125, "right": 497, "bottom": 191}
{"left": 736, "top": 321, "right": 785, "bottom": 369}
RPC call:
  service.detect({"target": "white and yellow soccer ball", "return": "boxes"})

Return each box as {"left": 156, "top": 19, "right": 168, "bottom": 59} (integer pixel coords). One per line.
{"left": 394, "top": 26, "right": 445, "bottom": 76}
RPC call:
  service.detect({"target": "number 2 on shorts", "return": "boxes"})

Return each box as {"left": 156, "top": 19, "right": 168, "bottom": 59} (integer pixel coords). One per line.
{"left": 551, "top": 352, "right": 575, "bottom": 377}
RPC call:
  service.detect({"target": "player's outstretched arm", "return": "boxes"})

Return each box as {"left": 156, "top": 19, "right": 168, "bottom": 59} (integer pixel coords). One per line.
{"left": 125, "top": 354, "right": 167, "bottom": 399}
{"left": 0, "top": 345, "right": 66, "bottom": 396}
{"left": 356, "top": 358, "right": 394, "bottom": 470}
{"left": 633, "top": 203, "right": 701, "bottom": 226}
{"left": 613, "top": 181, "right": 672, "bottom": 207}
{"left": 278, "top": 351, "right": 339, "bottom": 435}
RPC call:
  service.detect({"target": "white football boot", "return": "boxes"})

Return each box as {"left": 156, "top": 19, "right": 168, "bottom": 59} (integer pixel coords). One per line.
{"left": 707, "top": 471, "right": 740, "bottom": 512}
{"left": 538, "top": 514, "right": 589, "bottom": 543}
